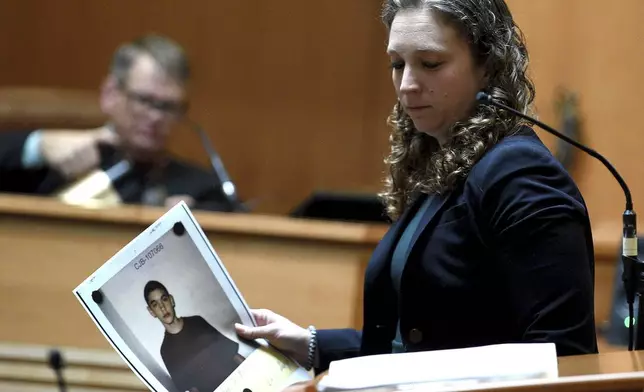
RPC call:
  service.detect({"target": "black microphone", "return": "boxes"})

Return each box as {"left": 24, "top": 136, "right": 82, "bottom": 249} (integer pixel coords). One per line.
{"left": 48, "top": 349, "right": 67, "bottom": 392}
{"left": 186, "top": 120, "right": 247, "bottom": 212}
{"left": 476, "top": 91, "right": 641, "bottom": 351}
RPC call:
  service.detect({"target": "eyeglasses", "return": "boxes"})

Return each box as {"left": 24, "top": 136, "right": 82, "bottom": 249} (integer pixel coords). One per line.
{"left": 118, "top": 83, "right": 188, "bottom": 118}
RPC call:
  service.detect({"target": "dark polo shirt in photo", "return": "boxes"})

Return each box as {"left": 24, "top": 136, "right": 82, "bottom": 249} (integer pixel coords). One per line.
{"left": 161, "top": 315, "right": 240, "bottom": 392}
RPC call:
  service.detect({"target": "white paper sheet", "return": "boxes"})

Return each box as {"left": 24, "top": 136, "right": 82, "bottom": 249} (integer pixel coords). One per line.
{"left": 317, "top": 343, "right": 558, "bottom": 392}
{"left": 73, "top": 202, "right": 311, "bottom": 392}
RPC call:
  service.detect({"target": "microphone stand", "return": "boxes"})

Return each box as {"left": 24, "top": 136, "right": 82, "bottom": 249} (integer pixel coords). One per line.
{"left": 476, "top": 92, "right": 642, "bottom": 351}
{"left": 185, "top": 119, "right": 248, "bottom": 212}
{"left": 48, "top": 349, "right": 67, "bottom": 392}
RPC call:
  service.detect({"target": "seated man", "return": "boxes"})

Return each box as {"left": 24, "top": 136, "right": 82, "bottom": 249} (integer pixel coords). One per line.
{"left": 0, "top": 34, "right": 243, "bottom": 212}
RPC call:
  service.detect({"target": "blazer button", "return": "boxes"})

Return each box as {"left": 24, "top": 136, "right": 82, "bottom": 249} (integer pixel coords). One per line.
{"left": 408, "top": 328, "right": 423, "bottom": 344}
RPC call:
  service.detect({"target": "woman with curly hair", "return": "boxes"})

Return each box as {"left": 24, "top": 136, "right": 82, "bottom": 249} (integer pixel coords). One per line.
{"left": 236, "top": 0, "right": 597, "bottom": 373}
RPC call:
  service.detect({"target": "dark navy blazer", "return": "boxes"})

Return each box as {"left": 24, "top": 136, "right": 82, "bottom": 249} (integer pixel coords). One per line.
{"left": 315, "top": 126, "right": 598, "bottom": 372}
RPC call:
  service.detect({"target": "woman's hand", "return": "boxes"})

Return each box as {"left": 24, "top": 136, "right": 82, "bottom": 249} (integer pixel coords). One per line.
{"left": 235, "top": 309, "right": 311, "bottom": 366}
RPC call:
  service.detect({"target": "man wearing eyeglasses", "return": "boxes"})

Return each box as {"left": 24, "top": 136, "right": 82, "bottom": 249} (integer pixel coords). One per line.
{"left": 0, "top": 34, "right": 242, "bottom": 212}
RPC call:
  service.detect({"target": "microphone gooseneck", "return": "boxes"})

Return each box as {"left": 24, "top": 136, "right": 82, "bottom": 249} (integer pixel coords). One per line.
{"left": 475, "top": 92, "right": 633, "bottom": 209}
{"left": 48, "top": 349, "right": 67, "bottom": 392}
{"left": 185, "top": 119, "right": 247, "bottom": 212}
{"left": 476, "top": 91, "right": 640, "bottom": 351}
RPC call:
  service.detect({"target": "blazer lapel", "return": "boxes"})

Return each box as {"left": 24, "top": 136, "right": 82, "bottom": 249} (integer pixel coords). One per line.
{"left": 407, "top": 190, "right": 454, "bottom": 257}
{"left": 364, "top": 197, "right": 420, "bottom": 287}
{"left": 362, "top": 196, "right": 423, "bottom": 354}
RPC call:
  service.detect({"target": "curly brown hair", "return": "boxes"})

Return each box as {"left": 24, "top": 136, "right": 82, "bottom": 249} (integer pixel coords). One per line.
{"left": 379, "top": 0, "right": 536, "bottom": 220}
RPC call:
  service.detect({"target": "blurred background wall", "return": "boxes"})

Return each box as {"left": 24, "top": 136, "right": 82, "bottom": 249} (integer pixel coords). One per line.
{"left": 0, "top": 0, "right": 641, "bottom": 238}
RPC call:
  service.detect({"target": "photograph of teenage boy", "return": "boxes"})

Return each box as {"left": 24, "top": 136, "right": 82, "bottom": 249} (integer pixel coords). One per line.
{"left": 144, "top": 280, "right": 243, "bottom": 392}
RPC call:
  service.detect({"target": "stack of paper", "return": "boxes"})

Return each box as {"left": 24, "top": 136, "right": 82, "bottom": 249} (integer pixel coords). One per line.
{"left": 316, "top": 343, "right": 558, "bottom": 392}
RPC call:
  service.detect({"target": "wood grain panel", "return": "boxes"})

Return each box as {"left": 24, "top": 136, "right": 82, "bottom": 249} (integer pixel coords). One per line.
{"left": 0, "top": 195, "right": 382, "bottom": 349}
{"left": 0, "top": 1, "right": 641, "bottom": 237}
{"left": 507, "top": 0, "right": 644, "bottom": 239}
{"left": 0, "top": 194, "right": 630, "bottom": 354}
{"left": 0, "top": 0, "right": 391, "bottom": 215}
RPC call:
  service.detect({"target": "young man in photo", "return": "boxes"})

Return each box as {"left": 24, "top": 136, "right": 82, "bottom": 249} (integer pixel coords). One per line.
{"left": 144, "top": 280, "right": 244, "bottom": 392}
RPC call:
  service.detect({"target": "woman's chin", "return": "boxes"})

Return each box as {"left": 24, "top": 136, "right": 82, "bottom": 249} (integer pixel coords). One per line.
{"left": 414, "top": 125, "right": 448, "bottom": 145}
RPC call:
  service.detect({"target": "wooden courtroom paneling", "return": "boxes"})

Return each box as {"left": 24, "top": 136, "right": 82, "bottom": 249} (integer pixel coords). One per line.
{"left": 0, "top": 1, "right": 641, "bottom": 238}
{"left": 507, "top": 0, "right": 644, "bottom": 245}
{"left": 0, "top": 194, "right": 382, "bottom": 350}
{"left": 0, "top": 342, "right": 641, "bottom": 392}
{"left": 0, "top": 194, "right": 628, "bottom": 355}
{"left": 0, "top": 87, "right": 106, "bottom": 130}
{"left": 0, "top": 342, "right": 146, "bottom": 391}
{"left": 0, "top": 0, "right": 393, "bottom": 216}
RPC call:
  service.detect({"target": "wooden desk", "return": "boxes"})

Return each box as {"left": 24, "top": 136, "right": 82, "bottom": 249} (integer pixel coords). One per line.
{"left": 0, "top": 194, "right": 387, "bottom": 350}
{"left": 0, "top": 193, "right": 627, "bottom": 353}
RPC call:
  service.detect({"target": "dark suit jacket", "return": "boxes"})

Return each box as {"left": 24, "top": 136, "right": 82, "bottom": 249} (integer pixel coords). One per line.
{"left": 0, "top": 130, "right": 243, "bottom": 212}
{"left": 315, "top": 126, "right": 597, "bottom": 373}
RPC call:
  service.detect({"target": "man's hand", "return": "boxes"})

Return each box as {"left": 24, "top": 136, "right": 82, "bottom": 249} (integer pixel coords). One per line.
{"left": 40, "top": 127, "right": 119, "bottom": 180}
